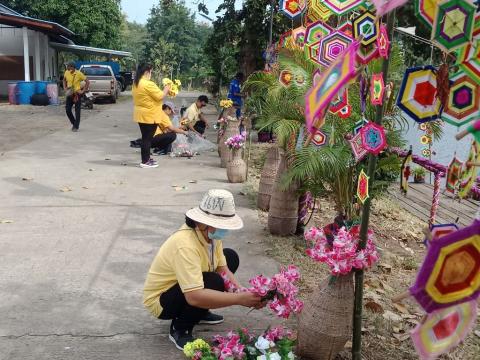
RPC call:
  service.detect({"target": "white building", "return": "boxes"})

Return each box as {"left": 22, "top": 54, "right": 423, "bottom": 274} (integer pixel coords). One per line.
{"left": 0, "top": 3, "right": 131, "bottom": 96}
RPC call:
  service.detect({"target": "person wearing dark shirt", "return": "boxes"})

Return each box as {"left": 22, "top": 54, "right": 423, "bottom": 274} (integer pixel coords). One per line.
{"left": 227, "top": 72, "right": 244, "bottom": 118}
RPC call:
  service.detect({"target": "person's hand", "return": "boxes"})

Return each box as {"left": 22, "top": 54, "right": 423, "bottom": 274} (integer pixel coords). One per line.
{"left": 237, "top": 292, "right": 263, "bottom": 308}
{"left": 164, "top": 84, "right": 171, "bottom": 92}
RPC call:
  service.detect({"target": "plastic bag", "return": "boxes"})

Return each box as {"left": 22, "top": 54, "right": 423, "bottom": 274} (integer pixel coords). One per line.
{"left": 171, "top": 134, "right": 193, "bottom": 157}
{"left": 187, "top": 133, "right": 216, "bottom": 153}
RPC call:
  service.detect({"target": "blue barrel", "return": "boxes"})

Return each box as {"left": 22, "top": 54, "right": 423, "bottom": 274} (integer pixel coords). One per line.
{"left": 16, "top": 81, "right": 36, "bottom": 105}
{"left": 35, "top": 81, "right": 48, "bottom": 95}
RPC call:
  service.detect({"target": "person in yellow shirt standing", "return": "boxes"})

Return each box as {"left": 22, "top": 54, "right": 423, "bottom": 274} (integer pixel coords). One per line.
{"left": 63, "top": 62, "right": 89, "bottom": 132}
{"left": 132, "top": 64, "right": 171, "bottom": 168}
{"left": 143, "top": 189, "right": 264, "bottom": 350}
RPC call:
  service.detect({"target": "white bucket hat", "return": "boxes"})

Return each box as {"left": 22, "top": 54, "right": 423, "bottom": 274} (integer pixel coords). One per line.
{"left": 185, "top": 189, "right": 243, "bottom": 230}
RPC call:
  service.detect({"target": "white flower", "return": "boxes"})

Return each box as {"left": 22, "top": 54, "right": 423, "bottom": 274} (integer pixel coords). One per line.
{"left": 269, "top": 353, "right": 281, "bottom": 360}
{"left": 255, "top": 336, "right": 271, "bottom": 352}
{"left": 257, "top": 356, "right": 267, "bottom": 360}
{"left": 288, "top": 351, "right": 295, "bottom": 359}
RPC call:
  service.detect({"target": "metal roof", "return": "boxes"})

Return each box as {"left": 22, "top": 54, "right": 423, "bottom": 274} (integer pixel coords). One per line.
{"left": 50, "top": 42, "right": 132, "bottom": 58}
{"left": 0, "top": 3, "right": 74, "bottom": 37}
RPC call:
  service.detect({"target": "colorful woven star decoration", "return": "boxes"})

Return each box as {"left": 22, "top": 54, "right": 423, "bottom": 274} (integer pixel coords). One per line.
{"left": 357, "top": 169, "right": 370, "bottom": 204}
{"left": 360, "top": 122, "right": 387, "bottom": 155}
{"left": 370, "top": 73, "right": 385, "bottom": 105}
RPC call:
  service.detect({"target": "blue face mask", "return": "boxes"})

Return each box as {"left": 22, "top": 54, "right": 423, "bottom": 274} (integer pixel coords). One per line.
{"left": 209, "top": 228, "right": 229, "bottom": 240}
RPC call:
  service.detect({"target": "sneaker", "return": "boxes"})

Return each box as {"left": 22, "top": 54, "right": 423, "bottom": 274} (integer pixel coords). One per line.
{"left": 198, "top": 311, "right": 224, "bottom": 325}
{"left": 169, "top": 323, "right": 194, "bottom": 351}
{"left": 72, "top": 127, "right": 79, "bottom": 132}
{"left": 149, "top": 158, "right": 158, "bottom": 165}
{"left": 139, "top": 159, "right": 158, "bottom": 168}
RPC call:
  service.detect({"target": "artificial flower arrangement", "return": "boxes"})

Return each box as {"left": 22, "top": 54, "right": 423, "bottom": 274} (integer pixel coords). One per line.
{"left": 162, "top": 78, "right": 181, "bottom": 97}
{"left": 220, "top": 265, "right": 303, "bottom": 319}
{"left": 304, "top": 225, "right": 379, "bottom": 276}
{"left": 225, "top": 134, "right": 246, "bottom": 150}
{"left": 183, "top": 326, "right": 296, "bottom": 360}
{"left": 220, "top": 99, "right": 234, "bottom": 108}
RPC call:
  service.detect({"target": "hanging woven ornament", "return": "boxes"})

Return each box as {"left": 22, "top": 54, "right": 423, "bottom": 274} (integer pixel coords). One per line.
{"left": 349, "top": 132, "right": 368, "bottom": 162}
{"left": 311, "top": 129, "right": 328, "bottom": 147}
{"left": 436, "top": 63, "right": 450, "bottom": 108}
{"left": 458, "top": 141, "right": 480, "bottom": 198}
{"left": 359, "top": 71, "right": 369, "bottom": 113}
{"left": 360, "top": 122, "right": 387, "bottom": 155}
{"left": 357, "top": 169, "right": 370, "bottom": 204}
{"left": 337, "top": 104, "right": 352, "bottom": 118}
{"left": 370, "top": 73, "right": 385, "bottom": 105}
{"left": 377, "top": 24, "right": 390, "bottom": 58}
{"left": 400, "top": 150, "right": 413, "bottom": 195}
{"left": 446, "top": 156, "right": 464, "bottom": 193}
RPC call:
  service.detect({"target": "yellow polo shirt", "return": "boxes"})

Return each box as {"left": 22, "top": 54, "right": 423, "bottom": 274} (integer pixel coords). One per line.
{"left": 132, "top": 77, "right": 170, "bottom": 124}
{"left": 64, "top": 70, "right": 86, "bottom": 92}
{"left": 143, "top": 225, "right": 227, "bottom": 318}
{"left": 183, "top": 103, "right": 201, "bottom": 127}
{"left": 154, "top": 116, "right": 173, "bottom": 136}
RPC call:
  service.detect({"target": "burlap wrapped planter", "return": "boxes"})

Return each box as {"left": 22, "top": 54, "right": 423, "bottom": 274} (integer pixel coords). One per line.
{"left": 227, "top": 150, "right": 247, "bottom": 183}
{"left": 257, "top": 146, "right": 281, "bottom": 211}
{"left": 297, "top": 273, "right": 354, "bottom": 360}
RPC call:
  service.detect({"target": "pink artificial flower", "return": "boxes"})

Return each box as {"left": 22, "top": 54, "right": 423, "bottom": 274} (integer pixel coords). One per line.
{"left": 249, "top": 274, "right": 273, "bottom": 297}
{"left": 282, "top": 264, "right": 301, "bottom": 282}
{"left": 269, "top": 298, "right": 291, "bottom": 319}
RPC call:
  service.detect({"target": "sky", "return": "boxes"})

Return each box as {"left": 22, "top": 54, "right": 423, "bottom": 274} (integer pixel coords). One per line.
{"left": 120, "top": 0, "right": 240, "bottom": 24}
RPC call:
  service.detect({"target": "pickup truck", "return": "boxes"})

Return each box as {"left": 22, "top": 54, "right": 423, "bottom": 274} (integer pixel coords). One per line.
{"left": 75, "top": 61, "right": 133, "bottom": 91}
{"left": 79, "top": 65, "right": 120, "bottom": 103}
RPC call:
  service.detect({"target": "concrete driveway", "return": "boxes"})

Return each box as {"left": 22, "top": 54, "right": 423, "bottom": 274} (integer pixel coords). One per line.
{"left": 0, "top": 93, "right": 279, "bottom": 359}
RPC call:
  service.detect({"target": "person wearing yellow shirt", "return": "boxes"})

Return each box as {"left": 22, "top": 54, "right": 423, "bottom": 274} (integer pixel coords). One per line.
{"left": 63, "top": 62, "right": 89, "bottom": 132}
{"left": 181, "top": 95, "right": 209, "bottom": 136}
{"left": 143, "top": 189, "right": 265, "bottom": 351}
{"left": 132, "top": 64, "right": 171, "bottom": 168}
{"left": 152, "top": 102, "right": 188, "bottom": 155}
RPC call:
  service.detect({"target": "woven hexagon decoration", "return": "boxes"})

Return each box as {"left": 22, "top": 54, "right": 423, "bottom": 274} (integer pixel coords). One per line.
{"left": 279, "top": 70, "right": 293, "bottom": 87}
{"left": 377, "top": 24, "right": 390, "bottom": 58}
{"left": 371, "top": 73, "right": 385, "bottom": 105}
{"left": 305, "top": 20, "right": 333, "bottom": 44}
{"left": 360, "top": 122, "right": 387, "bottom": 155}
{"left": 304, "top": 40, "right": 323, "bottom": 66}
{"left": 280, "top": 0, "right": 307, "bottom": 19}
{"left": 357, "top": 169, "right": 370, "bottom": 204}
{"left": 353, "top": 11, "right": 380, "bottom": 46}
{"left": 311, "top": 129, "right": 328, "bottom": 147}
{"left": 349, "top": 131, "right": 368, "bottom": 161}
{"left": 442, "top": 72, "right": 480, "bottom": 127}
{"left": 292, "top": 26, "right": 307, "bottom": 48}
{"left": 337, "top": 104, "right": 352, "bottom": 118}
{"left": 318, "top": 30, "right": 354, "bottom": 66}
{"left": 357, "top": 43, "right": 380, "bottom": 64}
{"left": 329, "top": 88, "right": 349, "bottom": 113}
{"left": 354, "top": 118, "right": 368, "bottom": 134}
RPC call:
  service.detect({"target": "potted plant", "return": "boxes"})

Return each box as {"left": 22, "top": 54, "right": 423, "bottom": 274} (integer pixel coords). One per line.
{"left": 225, "top": 134, "right": 247, "bottom": 183}
{"left": 413, "top": 167, "right": 426, "bottom": 183}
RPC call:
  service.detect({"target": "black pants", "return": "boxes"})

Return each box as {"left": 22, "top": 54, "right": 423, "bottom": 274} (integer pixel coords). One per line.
{"left": 194, "top": 120, "right": 207, "bottom": 135}
{"left": 66, "top": 95, "right": 81, "bottom": 129}
{"left": 138, "top": 123, "right": 157, "bottom": 164}
{"left": 159, "top": 248, "right": 239, "bottom": 331}
{"left": 152, "top": 132, "right": 176, "bottom": 153}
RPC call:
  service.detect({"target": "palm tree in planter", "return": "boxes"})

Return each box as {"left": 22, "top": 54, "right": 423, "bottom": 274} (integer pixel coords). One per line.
{"left": 243, "top": 50, "right": 316, "bottom": 236}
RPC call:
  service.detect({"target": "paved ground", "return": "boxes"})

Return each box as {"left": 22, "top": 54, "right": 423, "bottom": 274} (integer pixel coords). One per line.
{"left": 0, "top": 93, "right": 280, "bottom": 359}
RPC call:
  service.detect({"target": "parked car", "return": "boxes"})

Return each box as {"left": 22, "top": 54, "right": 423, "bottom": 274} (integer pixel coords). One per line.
{"left": 75, "top": 61, "right": 133, "bottom": 91}
{"left": 79, "top": 65, "right": 119, "bottom": 103}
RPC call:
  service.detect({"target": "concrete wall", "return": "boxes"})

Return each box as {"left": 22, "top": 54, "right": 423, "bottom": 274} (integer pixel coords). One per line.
{"left": 0, "top": 26, "right": 57, "bottom": 96}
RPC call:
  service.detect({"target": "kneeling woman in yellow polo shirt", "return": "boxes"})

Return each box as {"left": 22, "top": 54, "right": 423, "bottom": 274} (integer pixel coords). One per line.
{"left": 143, "top": 189, "right": 264, "bottom": 350}
{"left": 132, "top": 63, "right": 171, "bottom": 168}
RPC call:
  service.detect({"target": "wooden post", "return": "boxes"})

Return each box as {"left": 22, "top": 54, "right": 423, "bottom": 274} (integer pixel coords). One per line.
{"left": 352, "top": 11, "right": 396, "bottom": 360}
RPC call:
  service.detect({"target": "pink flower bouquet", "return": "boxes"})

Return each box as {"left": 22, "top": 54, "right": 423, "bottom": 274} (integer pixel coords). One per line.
{"left": 305, "top": 225, "right": 379, "bottom": 276}
{"left": 225, "top": 134, "right": 246, "bottom": 150}
{"left": 221, "top": 265, "right": 304, "bottom": 319}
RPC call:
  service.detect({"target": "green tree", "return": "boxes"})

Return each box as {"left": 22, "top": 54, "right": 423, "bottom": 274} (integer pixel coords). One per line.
{"left": 119, "top": 18, "right": 148, "bottom": 62}
{"left": 144, "top": 0, "right": 212, "bottom": 86}
{"left": 2, "top": 0, "right": 123, "bottom": 48}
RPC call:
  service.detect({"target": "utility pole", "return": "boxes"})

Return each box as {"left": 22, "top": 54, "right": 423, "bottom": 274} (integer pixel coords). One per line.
{"left": 268, "top": 0, "right": 275, "bottom": 45}
{"left": 352, "top": 11, "right": 396, "bottom": 360}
